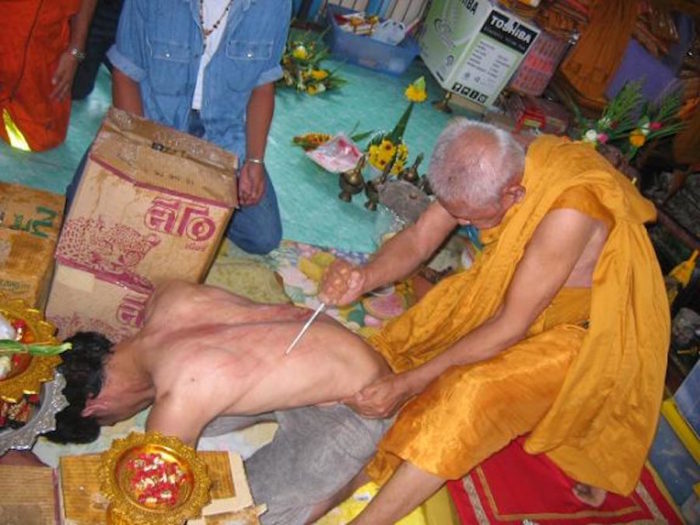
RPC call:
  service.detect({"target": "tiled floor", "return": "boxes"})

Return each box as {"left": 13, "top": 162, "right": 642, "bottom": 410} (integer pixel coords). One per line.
{"left": 0, "top": 57, "right": 473, "bottom": 253}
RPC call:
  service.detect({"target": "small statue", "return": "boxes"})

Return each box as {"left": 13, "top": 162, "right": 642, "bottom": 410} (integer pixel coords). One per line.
{"left": 364, "top": 179, "right": 379, "bottom": 211}
{"left": 419, "top": 174, "right": 433, "bottom": 196}
{"left": 338, "top": 155, "right": 366, "bottom": 202}
{"left": 399, "top": 153, "right": 423, "bottom": 186}
{"left": 432, "top": 90, "right": 453, "bottom": 114}
{"left": 366, "top": 155, "right": 395, "bottom": 211}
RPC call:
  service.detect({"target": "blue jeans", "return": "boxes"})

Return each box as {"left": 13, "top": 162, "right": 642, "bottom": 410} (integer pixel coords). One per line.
{"left": 65, "top": 113, "right": 282, "bottom": 255}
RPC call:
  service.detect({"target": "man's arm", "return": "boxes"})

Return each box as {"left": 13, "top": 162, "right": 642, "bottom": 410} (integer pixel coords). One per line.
{"left": 112, "top": 68, "right": 144, "bottom": 116}
{"left": 146, "top": 393, "right": 213, "bottom": 447}
{"left": 347, "top": 208, "right": 603, "bottom": 417}
{"left": 239, "top": 82, "right": 275, "bottom": 205}
{"left": 51, "top": 0, "right": 98, "bottom": 100}
{"left": 321, "top": 202, "right": 458, "bottom": 304}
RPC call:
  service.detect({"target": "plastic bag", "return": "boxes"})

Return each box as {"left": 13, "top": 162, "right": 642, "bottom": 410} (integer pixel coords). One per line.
{"left": 306, "top": 134, "right": 363, "bottom": 173}
{"left": 371, "top": 19, "right": 407, "bottom": 46}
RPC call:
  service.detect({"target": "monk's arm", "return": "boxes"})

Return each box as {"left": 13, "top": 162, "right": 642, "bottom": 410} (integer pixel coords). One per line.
{"left": 361, "top": 202, "right": 458, "bottom": 292}
{"left": 404, "top": 209, "right": 600, "bottom": 393}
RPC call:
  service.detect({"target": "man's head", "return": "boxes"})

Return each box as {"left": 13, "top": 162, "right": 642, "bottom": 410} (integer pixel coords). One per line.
{"left": 45, "top": 332, "right": 113, "bottom": 444}
{"left": 428, "top": 119, "right": 526, "bottom": 229}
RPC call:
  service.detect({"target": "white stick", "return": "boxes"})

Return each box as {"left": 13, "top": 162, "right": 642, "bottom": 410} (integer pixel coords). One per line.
{"left": 284, "top": 302, "right": 326, "bottom": 355}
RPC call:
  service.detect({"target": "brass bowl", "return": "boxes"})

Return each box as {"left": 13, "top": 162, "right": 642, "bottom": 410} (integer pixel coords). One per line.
{"left": 0, "top": 372, "right": 68, "bottom": 455}
{"left": 0, "top": 297, "right": 61, "bottom": 404}
{"left": 100, "top": 432, "right": 211, "bottom": 525}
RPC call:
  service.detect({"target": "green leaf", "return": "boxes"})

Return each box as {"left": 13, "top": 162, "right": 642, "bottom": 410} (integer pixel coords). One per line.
{"left": 0, "top": 340, "right": 72, "bottom": 356}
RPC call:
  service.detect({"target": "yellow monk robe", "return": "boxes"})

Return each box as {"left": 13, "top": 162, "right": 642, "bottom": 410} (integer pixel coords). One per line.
{"left": 367, "top": 135, "right": 670, "bottom": 496}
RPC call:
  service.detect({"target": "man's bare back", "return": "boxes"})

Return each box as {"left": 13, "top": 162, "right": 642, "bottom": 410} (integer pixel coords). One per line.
{"left": 86, "top": 281, "right": 389, "bottom": 445}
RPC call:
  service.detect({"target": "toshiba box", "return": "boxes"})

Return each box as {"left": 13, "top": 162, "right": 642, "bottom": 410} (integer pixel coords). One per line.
{"left": 47, "top": 108, "right": 238, "bottom": 341}
{"left": 420, "top": 0, "right": 540, "bottom": 106}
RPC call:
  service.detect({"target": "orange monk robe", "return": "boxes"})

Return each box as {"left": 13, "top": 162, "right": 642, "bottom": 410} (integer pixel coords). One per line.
{"left": 559, "top": 0, "right": 640, "bottom": 103}
{"left": 367, "top": 136, "right": 670, "bottom": 496}
{"left": 0, "top": 0, "right": 81, "bottom": 151}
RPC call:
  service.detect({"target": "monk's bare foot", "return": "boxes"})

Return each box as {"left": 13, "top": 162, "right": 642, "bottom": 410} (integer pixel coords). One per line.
{"left": 0, "top": 450, "right": 48, "bottom": 467}
{"left": 573, "top": 483, "right": 606, "bottom": 507}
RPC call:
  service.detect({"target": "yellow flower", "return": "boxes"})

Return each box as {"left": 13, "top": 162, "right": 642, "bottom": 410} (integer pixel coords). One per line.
{"left": 629, "top": 130, "right": 646, "bottom": 148}
{"left": 404, "top": 76, "right": 427, "bottom": 103}
{"left": 292, "top": 45, "right": 308, "bottom": 60}
{"left": 310, "top": 69, "right": 329, "bottom": 81}
{"left": 307, "top": 85, "right": 318, "bottom": 95}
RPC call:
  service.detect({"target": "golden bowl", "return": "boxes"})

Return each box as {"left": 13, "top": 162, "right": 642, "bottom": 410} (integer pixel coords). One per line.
{"left": 0, "top": 296, "right": 61, "bottom": 403}
{"left": 100, "top": 432, "right": 211, "bottom": 525}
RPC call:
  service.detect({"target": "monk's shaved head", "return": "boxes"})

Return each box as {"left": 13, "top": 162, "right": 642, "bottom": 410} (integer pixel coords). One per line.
{"left": 428, "top": 119, "right": 525, "bottom": 208}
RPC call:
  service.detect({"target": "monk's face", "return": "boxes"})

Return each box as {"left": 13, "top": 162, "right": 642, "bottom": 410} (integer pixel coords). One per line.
{"left": 440, "top": 181, "right": 525, "bottom": 229}
{"left": 441, "top": 198, "right": 509, "bottom": 229}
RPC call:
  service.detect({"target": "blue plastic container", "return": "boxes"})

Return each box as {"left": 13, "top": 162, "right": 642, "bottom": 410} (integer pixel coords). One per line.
{"left": 325, "top": 5, "right": 420, "bottom": 76}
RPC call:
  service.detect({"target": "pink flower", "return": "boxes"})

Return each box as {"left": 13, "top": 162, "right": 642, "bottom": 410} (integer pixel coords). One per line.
{"left": 597, "top": 133, "right": 609, "bottom": 144}
{"left": 649, "top": 121, "right": 663, "bottom": 131}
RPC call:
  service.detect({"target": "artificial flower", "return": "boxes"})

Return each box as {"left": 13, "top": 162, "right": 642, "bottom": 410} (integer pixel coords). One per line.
{"left": 307, "top": 83, "right": 326, "bottom": 95}
{"left": 310, "top": 69, "right": 329, "bottom": 81}
{"left": 629, "top": 130, "right": 646, "bottom": 148}
{"left": 597, "top": 133, "right": 609, "bottom": 144}
{"left": 292, "top": 45, "right": 308, "bottom": 60}
{"left": 405, "top": 76, "right": 427, "bottom": 103}
{"left": 583, "top": 129, "right": 598, "bottom": 143}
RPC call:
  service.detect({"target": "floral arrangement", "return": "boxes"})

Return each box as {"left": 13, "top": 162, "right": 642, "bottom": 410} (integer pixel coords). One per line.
{"left": 575, "top": 80, "right": 684, "bottom": 161}
{"left": 367, "top": 77, "right": 427, "bottom": 176}
{"left": 292, "top": 126, "right": 373, "bottom": 151}
{"left": 280, "top": 30, "right": 345, "bottom": 95}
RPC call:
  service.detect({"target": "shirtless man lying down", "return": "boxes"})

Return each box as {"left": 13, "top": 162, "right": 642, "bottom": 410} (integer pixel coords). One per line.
{"left": 47, "top": 280, "right": 388, "bottom": 446}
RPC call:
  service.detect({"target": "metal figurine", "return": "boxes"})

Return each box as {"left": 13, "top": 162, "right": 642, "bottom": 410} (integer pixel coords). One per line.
{"left": 365, "top": 155, "right": 395, "bottom": 211}
{"left": 399, "top": 153, "right": 423, "bottom": 185}
{"left": 419, "top": 174, "right": 433, "bottom": 196}
{"left": 338, "top": 155, "right": 366, "bottom": 202}
{"left": 432, "top": 90, "right": 453, "bottom": 114}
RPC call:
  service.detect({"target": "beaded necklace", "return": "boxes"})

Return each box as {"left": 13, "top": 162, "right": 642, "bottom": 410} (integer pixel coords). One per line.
{"left": 199, "top": 0, "right": 234, "bottom": 40}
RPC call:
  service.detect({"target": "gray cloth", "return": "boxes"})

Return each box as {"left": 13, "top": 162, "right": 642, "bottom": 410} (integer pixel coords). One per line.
{"left": 202, "top": 405, "right": 393, "bottom": 525}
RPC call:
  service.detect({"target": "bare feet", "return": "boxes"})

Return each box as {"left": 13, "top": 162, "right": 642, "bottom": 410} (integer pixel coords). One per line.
{"left": 573, "top": 483, "right": 606, "bottom": 507}
{"left": 0, "top": 450, "right": 49, "bottom": 467}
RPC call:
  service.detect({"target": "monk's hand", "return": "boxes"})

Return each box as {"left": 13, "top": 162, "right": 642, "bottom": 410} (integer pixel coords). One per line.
{"left": 51, "top": 51, "right": 79, "bottom": 101}
{"left": 342, "top": 372, "right": 416, "bottom": 419}
{"left": 319, "top": 259, "right": 366, "bottom": 306}
{"left": 238, "top": 160, "right": 266, "bottom": 205}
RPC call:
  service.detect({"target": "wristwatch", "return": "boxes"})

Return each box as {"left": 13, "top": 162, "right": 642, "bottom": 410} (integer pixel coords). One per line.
{"left": 68, "top": 47, "right": 87, "bottom": 62}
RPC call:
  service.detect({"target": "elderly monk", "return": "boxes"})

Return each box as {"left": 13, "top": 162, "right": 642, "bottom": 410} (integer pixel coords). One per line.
{"left": 318, "top": 118, "right": 669, "bottom": 523}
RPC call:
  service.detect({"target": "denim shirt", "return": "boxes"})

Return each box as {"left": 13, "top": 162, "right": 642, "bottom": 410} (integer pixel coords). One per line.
{"left": 107, "top": 0, "right": 290, "bottom": 157}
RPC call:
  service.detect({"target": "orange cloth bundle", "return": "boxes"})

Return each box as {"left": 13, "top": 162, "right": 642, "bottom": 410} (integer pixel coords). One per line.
{"left": 0, "top": 0, "right": 81, "bottom": 151}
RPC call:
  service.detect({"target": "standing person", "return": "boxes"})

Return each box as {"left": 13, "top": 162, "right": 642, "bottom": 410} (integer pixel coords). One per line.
{"left": 0, "top": 0, "right": 97, "bottom": 151}
{"left": 71, "top": 0, "right": 125, "bottom": 100}
{"left": 71, "top": 0, "right": 290, "bottom": 254}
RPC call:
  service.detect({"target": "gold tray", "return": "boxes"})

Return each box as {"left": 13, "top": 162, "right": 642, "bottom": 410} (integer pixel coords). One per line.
{"left": 100, "top": 432, "right": 211, "bottom": 525}
{"left": 0, "top": 296, "right": 61, "bottom": 403}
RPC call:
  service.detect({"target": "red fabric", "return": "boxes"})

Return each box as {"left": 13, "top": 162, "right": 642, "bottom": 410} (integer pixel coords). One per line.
{"left": 0, "top": 0, "right": 81, "bottom": 151}
{"left": 447, "top": 437, "right": 683, "bottom": 524}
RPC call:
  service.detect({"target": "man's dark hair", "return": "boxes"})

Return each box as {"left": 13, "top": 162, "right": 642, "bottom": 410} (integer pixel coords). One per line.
{"left": 45, "top": 332, "right": 113, "bottom": 444}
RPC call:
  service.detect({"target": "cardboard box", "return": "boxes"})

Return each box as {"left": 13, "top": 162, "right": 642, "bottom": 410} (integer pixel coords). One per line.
{"left": 47, "top": 263, "right": 151, "bottom": 342}
{"left": 0, "top": 182, "right": 64, "bottom": 308}
{"left": 420, "top": 0, "right": 540, "bottom": 106}
{"left": 57, "top": 108, "right": 238, "bottom": 284}
{"left": 47, "top": 108, "right": 238, "bottom": 341}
